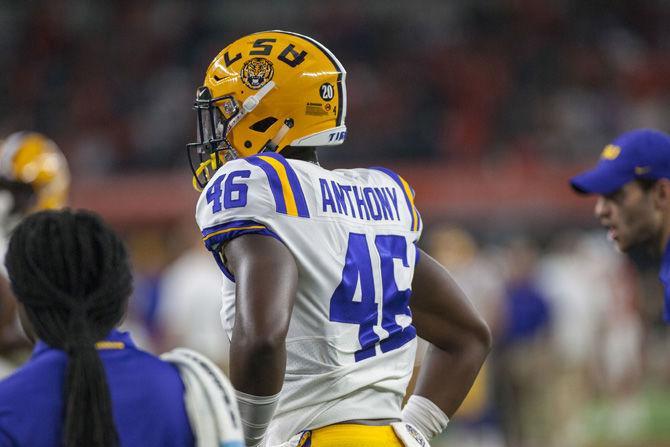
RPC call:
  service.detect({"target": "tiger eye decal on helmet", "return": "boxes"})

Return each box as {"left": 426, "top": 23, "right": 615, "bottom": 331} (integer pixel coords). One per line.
{"left": 241, "top": 58, "right": 275, "bottom": 90}
{"left": 187, "top": 30, "right": 348, "bottom": 190}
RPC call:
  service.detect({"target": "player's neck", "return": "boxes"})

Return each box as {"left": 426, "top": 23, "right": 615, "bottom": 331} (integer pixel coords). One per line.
{"left": 280, "top": 146, "right": 319, "bottom": 164}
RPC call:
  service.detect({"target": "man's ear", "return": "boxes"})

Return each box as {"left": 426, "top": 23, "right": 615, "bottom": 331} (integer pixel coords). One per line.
{"left": 654, "top": 178, "right": 670, "bottom": 210}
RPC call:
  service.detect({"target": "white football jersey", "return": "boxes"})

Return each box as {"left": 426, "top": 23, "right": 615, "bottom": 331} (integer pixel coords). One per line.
{"left": 195, "top": 153, "right": 423, "bottom": 445}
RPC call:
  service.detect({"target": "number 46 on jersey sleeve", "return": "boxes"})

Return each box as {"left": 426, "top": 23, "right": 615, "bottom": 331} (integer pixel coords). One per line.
{"left": 329, "top": 233, "right": 417, "bottom": 362}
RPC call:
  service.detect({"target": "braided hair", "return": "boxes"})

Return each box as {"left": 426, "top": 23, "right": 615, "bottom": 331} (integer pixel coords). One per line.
{"left": 5, "top": 209, "right": 132, "bottom": 447}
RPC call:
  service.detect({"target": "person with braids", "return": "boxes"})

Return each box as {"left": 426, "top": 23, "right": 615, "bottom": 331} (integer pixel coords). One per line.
{"left": 0, "top": 209, "right": 198, "bottom": 447}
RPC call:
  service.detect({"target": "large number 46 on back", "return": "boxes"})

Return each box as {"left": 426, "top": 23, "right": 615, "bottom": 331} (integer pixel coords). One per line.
{"left": 329, "top": 233, "right": 417, "bottom": 362}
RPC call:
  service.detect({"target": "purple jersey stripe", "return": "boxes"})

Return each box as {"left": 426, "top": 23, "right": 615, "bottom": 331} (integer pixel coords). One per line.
{"left": 201, "top": 219, "right": 282, "bottom": 281}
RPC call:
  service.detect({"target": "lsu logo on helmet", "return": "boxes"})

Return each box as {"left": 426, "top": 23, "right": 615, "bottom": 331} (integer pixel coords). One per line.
{"left": 187, "top": 30, "right": 348, "bottom": 190}
{"left": 241, "top": 57, "right": 274, "bottom": 89}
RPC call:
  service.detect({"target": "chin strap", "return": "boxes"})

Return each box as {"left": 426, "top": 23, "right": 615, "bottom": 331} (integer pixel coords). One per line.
{"left": 193, "top": 154, "right": 220, "bottom": 192}
{"left": 242, "top": 81, "right": 275, "bottom": 113}
{"left": 224, "top": 80, "right": 277, "bottom": 136}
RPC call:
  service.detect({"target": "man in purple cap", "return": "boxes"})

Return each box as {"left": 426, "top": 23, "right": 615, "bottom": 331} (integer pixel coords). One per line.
{"left": 571, "top": 128, "right": 670, "bottom": 321}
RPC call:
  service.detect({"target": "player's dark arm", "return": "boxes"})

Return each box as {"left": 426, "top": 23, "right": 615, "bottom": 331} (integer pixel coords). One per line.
{"left": 223, "top": 233, "right": 298, "bottom": 395}
{"left": 408, "top": 248, "right": 491, "bottom": 420}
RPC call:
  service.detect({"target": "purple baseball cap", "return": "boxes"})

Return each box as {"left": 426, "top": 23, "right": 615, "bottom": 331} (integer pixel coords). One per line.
{"left": 571, "top": 129, "right": 670, "bottom": 195}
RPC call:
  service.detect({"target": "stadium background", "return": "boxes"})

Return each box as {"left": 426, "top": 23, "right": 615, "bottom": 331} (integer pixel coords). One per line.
{"left": 2, "top": 1, "right": 670, "bottom": 446}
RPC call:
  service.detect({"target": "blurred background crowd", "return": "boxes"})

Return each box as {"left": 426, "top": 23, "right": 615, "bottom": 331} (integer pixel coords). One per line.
{"left": 2, "top": 1, "right": 670, "bottom": 446}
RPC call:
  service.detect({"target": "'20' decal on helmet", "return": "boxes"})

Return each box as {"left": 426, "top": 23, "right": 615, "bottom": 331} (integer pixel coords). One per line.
{"left": 320, "top": 83, "right": 334, "bottom": 101}
{"left": 241, "top": 57, "right": 274, "bottom": 90}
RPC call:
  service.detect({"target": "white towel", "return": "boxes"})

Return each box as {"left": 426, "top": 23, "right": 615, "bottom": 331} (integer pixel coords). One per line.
{"left": 162, "top": 347, "right": 245, "bottom": 447}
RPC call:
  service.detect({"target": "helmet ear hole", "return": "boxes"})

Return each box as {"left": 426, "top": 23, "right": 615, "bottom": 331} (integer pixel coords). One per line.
{"left": 250, "top": 117, "right": 278, "bottom": 132}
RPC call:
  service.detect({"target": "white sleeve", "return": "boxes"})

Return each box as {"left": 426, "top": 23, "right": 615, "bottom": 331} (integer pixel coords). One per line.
{"left": 195, "top": 157, "right": 285, "bottom": 280}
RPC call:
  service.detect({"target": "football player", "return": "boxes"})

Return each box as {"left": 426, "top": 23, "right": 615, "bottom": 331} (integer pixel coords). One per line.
{"left": 188, "top": 31, "right": 491, "bottom": 447}
{"left": 0, "top": 132, "right": 69, "bottom": 363}
{"left": 571, "top": 128, "right": 670, "bottom": 322}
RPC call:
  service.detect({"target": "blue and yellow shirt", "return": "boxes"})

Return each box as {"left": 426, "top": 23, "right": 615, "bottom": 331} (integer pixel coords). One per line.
{"left": 0, "top": 330, "right": 194, "bottom": 446}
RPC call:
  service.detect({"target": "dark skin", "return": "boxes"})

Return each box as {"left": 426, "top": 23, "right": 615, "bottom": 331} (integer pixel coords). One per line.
{"left": 409, "top": 249, "right": 492, "bottom": 417}
{"left": 224, "top": 233, "right": 491, "bottom": 417}
{"left": 0, "top": 269, "right": 31, "bottom": 355}
{"left": 224, "top": 234, "right": 298, "bottom": 395}
{"left": 0, "top": 277, "right": 16, "bottom": 334}
{"left": 0, "top": 275, "right": 21, "bottom": 353}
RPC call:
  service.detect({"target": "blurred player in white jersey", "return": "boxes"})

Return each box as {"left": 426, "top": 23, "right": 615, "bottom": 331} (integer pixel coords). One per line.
{"left": 0, "top": 132, "right": 69, "bottom": 373}
{"left": 187, "top": 31, "right": 491, "bottom": 447}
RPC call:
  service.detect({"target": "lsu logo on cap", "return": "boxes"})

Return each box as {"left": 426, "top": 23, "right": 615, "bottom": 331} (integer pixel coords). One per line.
{"left": 241, "top": 57, "right": 274, "bottom": 90}
{"left": 600, "top": 144, "right": 621, "bottom": 160}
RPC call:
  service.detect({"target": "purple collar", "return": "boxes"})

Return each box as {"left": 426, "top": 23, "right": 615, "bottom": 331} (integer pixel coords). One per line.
{"left": 32, "top": 329, "right": 136, "bottom": 358}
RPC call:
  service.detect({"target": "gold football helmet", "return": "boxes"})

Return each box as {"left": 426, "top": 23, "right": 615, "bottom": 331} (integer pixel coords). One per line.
{"left": 188, "top": 30, "right": 347, "bottom": 190}
{"left": 0, "top": 131, "right": 70, "bottom": 213}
